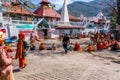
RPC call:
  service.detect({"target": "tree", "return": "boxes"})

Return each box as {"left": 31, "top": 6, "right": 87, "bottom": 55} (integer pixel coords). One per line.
{"left": 49, "top": 3, "right": 56, "bottom": 9}
{"left": 117, "top": 0, "right": 120, "bottom": 25}
{"left": 11, "top": 0, "right": 37, "bottom": 11}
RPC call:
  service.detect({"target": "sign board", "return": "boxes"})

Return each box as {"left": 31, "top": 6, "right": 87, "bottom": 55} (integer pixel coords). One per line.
{"left": 19, "top": 30, "right": 35, "bottom": 36}
{"left": 37, "top": 31, "right": 44, "bottom": 38}
{"left": 51, "top": 29, "right": 59, "bottom": 38}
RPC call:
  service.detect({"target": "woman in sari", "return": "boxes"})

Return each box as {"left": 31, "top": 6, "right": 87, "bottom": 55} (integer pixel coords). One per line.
{"left": 0, "top": 31, "right": 14, "bottom": 80}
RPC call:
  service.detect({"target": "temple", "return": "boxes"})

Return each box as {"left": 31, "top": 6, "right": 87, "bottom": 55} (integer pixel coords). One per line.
{"left": 0, "top": 0, "right": 109, "bottom": 39}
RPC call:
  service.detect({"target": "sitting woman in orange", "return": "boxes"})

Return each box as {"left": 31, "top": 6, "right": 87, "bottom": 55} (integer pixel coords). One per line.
{"left": 34, "top": 35, "right": 41, "bottom": 42}
{"left": 39, "top": 42, "right": 45, "bottom": 50}
{"left": 74, "top": 42, "right": 80, "bottom": 51}
{"left": 51, "top": 43, "right": 57, "bottom": 50}
{"left": 4, "top": 43, "right": 14, "bottom": 52}
{"left": 86, "top": 44, "right": 94, "bottom": 52}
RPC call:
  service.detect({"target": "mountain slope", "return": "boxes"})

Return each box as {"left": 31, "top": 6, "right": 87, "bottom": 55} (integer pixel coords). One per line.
{"left": 58, "top": 0, "right": 115, "bottom": 17}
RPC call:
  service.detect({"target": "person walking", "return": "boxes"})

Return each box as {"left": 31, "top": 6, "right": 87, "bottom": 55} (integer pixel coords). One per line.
{"left": 15, "top": 32, "right": 29, "bottom": 70}
{"left": 62, "top": 33, "right": 70, "bottom": 54}
{"left": 0, "top": 31, "right": 14, "bottom": 80}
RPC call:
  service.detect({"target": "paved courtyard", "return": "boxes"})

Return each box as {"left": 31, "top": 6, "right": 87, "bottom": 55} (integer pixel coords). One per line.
{"left": 12, "top": 50, "right": 120, "bottom": 80}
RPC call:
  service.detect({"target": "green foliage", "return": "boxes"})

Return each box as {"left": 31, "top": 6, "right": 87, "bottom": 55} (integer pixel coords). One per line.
{"left": 109, "top": 11, "right": 117, "bottom": 30}
{"left": 49, "top": 3, "right": 56, "bottom": 9}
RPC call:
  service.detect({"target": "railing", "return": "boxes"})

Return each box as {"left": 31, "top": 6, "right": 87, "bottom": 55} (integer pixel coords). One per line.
{"left": 12, "top": 20, "right": 34, "bottom": 24}
{"left": 49, "top": 21, "right": 85, "bottom": 26}
{"left": 3, "top": 17, "right": 11, "bottom": 22}
{"left": 3, "top": 17, "right": 34, "bottom": 25}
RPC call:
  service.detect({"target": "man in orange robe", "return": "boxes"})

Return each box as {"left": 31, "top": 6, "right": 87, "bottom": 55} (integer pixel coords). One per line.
{"left": 15, "top": 32, "right": 29, "bottom": 70}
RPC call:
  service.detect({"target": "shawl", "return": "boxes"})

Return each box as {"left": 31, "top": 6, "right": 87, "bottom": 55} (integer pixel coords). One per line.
{"left": 15, "top": 40, "right": 23, "bottom": 59}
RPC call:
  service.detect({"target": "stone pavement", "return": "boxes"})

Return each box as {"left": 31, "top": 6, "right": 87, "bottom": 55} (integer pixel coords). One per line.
{"left": 91, "top": 50, "right": 120, "bottom": 61}
{"left": 12, "top": 51, "right": 120, "bottom": 80}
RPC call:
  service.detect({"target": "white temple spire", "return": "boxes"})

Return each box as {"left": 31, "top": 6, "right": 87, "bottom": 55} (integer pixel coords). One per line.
{"left": 60, "top": 0, "right": 70, "bottom": 24}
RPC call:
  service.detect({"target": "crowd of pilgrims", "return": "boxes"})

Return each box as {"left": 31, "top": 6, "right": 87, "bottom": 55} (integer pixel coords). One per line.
{"left": 3, "top": 32, "right": 120, "bottom": 54}
{"left": 29, "top": 32, "right": 120, "bottom": 53}
{"left": 0, "top": 30, "right": 120, "bottom": 80}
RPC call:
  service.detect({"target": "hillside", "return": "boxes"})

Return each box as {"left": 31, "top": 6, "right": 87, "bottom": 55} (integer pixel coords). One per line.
{"left": 58, "top": 0, "right": 115, "bottom": 17}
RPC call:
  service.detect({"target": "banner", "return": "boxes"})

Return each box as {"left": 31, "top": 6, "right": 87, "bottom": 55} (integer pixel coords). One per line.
{"left": 19, "top": 30, "right": 35, "bottom": 36}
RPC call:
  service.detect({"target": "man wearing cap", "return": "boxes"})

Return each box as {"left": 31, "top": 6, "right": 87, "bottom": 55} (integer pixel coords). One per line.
{"left": 0, "top": 31, "right": 14, "bottom": 80}
{"left": 15, "top": 32, "right": 29, "bottom": 70}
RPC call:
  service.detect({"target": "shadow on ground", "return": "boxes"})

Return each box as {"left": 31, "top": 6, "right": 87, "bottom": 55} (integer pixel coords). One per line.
{"left": 111, "top": 60, "right": 120, "bottom": 64}
{"left": 13, "top": 69, "right": 20, "bottom": 73}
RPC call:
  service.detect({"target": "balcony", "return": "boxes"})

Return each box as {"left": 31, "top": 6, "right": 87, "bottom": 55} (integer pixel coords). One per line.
{"left": 3, "top": 17, "right": 34, "bottom": 25}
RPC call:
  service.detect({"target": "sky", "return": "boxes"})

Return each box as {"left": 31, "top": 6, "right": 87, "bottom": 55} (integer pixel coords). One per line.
{"left": 32, "top": 0, "right": 93, "bottom": 10}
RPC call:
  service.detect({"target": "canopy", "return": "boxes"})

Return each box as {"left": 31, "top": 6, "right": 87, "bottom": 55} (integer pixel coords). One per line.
{"left": 37, "top": 19, "right": 50, "bottom": 29}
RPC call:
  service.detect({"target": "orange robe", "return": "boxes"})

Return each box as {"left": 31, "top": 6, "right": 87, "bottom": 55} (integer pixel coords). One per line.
{"left": 15, "top": 40, "right": 26, "bottom": 69}
{"left": 34, "top": 35, "right": 40, "bottom": 41}
{"left": 39, "top": 43, "right": 45, "bottom": 50}
{"left": 74, "top": 43, "right": 80, "bottom": 51}
{"left": 87, "top": 45, "right": 93, "bottom": 52}
{"left": 4, "top": 45, "right": 13, "bottom": 52}
{"left": 97, "top": 42, "right": 103, "bottom": 50}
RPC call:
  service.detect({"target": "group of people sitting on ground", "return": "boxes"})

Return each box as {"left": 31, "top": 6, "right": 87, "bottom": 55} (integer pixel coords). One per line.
{"left": 88, "top": 32, "right": 120, "bottom": 52}
{"left": 29, "top": 32, "right": 120, "bottom": 53}
{"left": 29, "top": 34, "right": 57, "bottom": 51}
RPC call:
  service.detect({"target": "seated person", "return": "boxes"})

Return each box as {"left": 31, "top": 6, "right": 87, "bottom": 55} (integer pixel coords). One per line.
{"left": 103, "top": 40, "right": 109, "bottom": 49}
{"left": 39, "top": 42, "right": 45, "bottom": 50}
{"left": 74, "top": 42, "right": 82, "bottom": 52}
{"left": 52, "top": 43, "right": 57, "bottom": 50}
{"left": 74, "top": 42, "right": 80, "bottom": 51}
{"left": 86, "top": 44, "right": 94, "bottom": 53}
{"left": 97, "top": 41, "right": 103, "bottom": 50}
{"left": 34, "top": 35, "right": 41, "bottom": 42}
{"left": 4, "top": 43, "right": 14, "bottom": 52}
{"left": 110, "top": 41, "right": 119, "bottom": 51}
{"left": 29, "top": 40, "right": 36, "bottom": 50}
